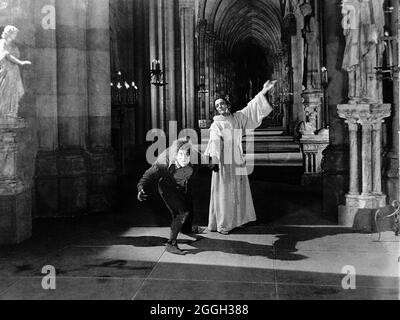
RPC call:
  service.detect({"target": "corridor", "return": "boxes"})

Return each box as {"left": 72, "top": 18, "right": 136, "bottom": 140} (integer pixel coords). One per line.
{"left": 0, "top": 181, "right": 398, "bottom": 300}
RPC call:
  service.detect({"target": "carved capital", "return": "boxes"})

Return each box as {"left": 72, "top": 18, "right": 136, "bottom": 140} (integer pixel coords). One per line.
{"left": 338, "top": 103, "right": 391, "bottom": 126}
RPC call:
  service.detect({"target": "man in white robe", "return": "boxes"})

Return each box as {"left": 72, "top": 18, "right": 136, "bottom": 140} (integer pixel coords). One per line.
{"left": 205, "top": 81, "right": 276, "bottom": 234}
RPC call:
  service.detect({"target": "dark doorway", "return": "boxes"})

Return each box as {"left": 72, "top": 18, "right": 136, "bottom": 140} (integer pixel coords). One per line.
{"left": 231, "top": 40, "right": 273, "bottom": 111}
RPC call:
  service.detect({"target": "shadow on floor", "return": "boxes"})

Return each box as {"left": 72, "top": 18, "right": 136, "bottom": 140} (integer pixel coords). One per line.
{"left": 115, "top": 235, "right": 307, "bottom": 261}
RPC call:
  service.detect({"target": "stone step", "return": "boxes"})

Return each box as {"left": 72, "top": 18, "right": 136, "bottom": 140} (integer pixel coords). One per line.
{"left": 198, "top": 132, "right": 304, "bottom": 167}
{"left": 245, "top": 153, "right": 304, "bottom": 167}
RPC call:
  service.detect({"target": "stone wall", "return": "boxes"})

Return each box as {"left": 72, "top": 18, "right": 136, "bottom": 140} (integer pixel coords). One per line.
{"left": 321, "top": 0, "right": 349, "bottom": 221}
{"left": 0, "top": 0, "right": 116, "bottom": 228}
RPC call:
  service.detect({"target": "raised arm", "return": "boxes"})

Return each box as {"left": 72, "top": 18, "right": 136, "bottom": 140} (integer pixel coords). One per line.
{"left": 236, "top": 80, "right": 276, "bottom": 130}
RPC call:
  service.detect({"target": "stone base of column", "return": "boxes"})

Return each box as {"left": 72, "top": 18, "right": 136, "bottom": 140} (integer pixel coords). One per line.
{"left": 34, "top": 151, "right": 58, "bottom": 218}
{"left": 57, "top": 150, "right": 88, "bottom": 217}
{"left": 339, "top": 194, "right": 387, "bottom": 231}
{"left": 383, "top": 153, "right": 399, "bottom": 203}
{"left": 35, "top": 148, "right": 117, "bottom": 217}
{"left": 87, "top": 148, "right": 117, "bottom": 213}
{"left": 345, "top": 194, "right": 386, "bottom": 208}
{"left": 0, "top": 182, "right": 32, "bottom": 244}
{"left": 35, "top": 150, "right": 88, "bottom": 217}
{"left": 322, "top": 146, "right": 349, "bottom": 220}
{"left": 0, "top": 118, "right": 32, "bottom": 244}
{"left": 338, "top": 205, "right": 394, "bottom": 232}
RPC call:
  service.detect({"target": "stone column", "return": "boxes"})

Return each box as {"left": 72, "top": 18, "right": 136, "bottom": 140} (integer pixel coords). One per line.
{"left": 208, "top": 33, "right": 216, "bottom": 121}
{"left": 179, "top": 0, "right": 196, "bottom": 128}
{"left": 322, "top": 0, "right": 350, "bottom": 220}
{"left": 55, "top": 0, "right": 89, "bottom": 216}
{"left": 338, "top": 104, "right": 391, "bottom": 229}
{"left": 30, "top": 0, "right": 59, "bottom": 218}
{"left": 372, "top": 121, "right": 383, "bottom": 194}
{"left": 360, "top": 119, "right": 373, "bottom": 196}
{"left": 165, "top": 0, "right": 178, "bottom": 123}
{"left": 86, "top": 0, "right": 116, "bottom": 213}
{"left": 157, "top": 0, "right": 166, "bottom": 131}
{"left": 384, "top": 0, "right": 399, "bottom": 203}
{"left": 347, "top": 120, "right": 359, "bottom": 195}
{"left": 149, "top": 0, "right": 160, "bottom": 128}
{"left": 133, "top": 0, "right": 149, "bottom": 143}
{"left": 197, "top": 20, "right": 207, "bottom": 122}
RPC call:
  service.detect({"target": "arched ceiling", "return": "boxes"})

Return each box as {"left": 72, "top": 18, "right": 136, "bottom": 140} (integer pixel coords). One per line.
{"left": 198, "top": 0, "right": 284, "bottom": 54}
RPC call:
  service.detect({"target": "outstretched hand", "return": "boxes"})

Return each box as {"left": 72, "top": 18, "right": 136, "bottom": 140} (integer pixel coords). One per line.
{"left": 137, "top": 189, "right": 148, "bottom": 202}
{"left": 261, "top": 80, "right": 277, "bottom": 95}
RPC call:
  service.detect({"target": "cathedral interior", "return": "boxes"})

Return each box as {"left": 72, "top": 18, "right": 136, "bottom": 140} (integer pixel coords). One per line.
{"left": 0, "top": 0, "right": 399, "bottom": 300}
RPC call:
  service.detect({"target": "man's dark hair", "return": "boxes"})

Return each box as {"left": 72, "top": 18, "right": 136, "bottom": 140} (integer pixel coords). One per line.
{"left": 175, "top": 137, "right": 191, "bottom": 154}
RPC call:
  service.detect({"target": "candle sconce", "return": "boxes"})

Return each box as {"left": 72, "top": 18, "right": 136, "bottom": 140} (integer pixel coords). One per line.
{"left": 375, "top": 7, "right": 399, "bottom": 80}
{"left": 198, "top": 75, "right": 209, "bottom": 94}
{"left": 150, "top": 59, "right": 168, "bottom": 87}
{"left": 111, "top": 71, "right": 139, "bottom": 106}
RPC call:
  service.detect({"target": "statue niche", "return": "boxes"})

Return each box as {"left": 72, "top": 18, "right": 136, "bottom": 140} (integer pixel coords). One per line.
{"left": 341, "top": 0, "right": 385, "bottom": 104}
{"left": 300, "top": 2, "right": 319, "bottom": 91}
{"left": 0, "top": 25, "right": 31, "bottom": 119}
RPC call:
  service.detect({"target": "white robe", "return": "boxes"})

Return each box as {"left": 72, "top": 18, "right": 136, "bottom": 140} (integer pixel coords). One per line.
{"left": 204, "top": 92, "right": 272, "bottom": 233}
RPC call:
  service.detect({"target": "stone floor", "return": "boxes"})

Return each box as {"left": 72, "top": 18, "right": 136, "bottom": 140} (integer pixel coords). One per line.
{"left": 0, "top": 213, "right": 399, "bottom": 300}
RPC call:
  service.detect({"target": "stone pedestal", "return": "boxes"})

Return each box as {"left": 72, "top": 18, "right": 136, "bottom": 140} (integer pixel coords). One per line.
{"left": 87, "top": 148, "right": 117, "bottom": 213}
{"left": 302, "top": 91, "right": 324, "bottom": 132}
{"left": 0, "top": 118, "right": 31, "bottom": 244}
{"left": 300, "top": 130, "right": 329, "bottom": 186}
{"left": 337, "top": 103, "right": 391, "bottom": 230}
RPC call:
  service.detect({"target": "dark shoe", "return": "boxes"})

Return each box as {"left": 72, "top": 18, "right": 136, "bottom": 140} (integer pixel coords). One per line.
{"left": 218, "top": 230, "right": 230, "bottom": 235}
{"left": 166, "top": 243, "right": 187, "bottom": 255}
{"left": 182, "top": 225, "right": 206, "bottom": 236}
{"left": 191, "top": 225, "right": 206, "bottom": 234}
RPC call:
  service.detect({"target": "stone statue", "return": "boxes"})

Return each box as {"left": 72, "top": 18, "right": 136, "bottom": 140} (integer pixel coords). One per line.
{"left": 300, "top": 2, "right": 315, "bottom": 90}
{"left": 299, "top": 106, "right": 318, "bottom": 136}
{"left": 341, "top": 0, "right": 385, "bottom": 104}
{"left": 0, "top": 25, "right": 31, "bottom": 119}
{"left": 302, "top": 11, "right": 319, "bottom": 90}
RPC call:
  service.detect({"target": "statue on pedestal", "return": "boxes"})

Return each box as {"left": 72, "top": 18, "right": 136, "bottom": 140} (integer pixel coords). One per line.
{"left": 0, "top": 25, "right": 31, "bottom": 119}
{"left": 299, "top": 106, "right": 317, "bottom": 136}
{"left": 300, "top": 1, "right": 319, "bottom": 91}
{"left": 341, "top": 0, "right": 385, "bottom": 104}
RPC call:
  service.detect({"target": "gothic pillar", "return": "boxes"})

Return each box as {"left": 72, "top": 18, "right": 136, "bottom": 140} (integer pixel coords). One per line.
{"left": 33, "top": 0, "right": 59, "bottom": 218}
{"left": 157, "top": 0, "right": 166, "bottom": 131}
{"left": 180, "top": 0, "right": 196, "bottom": 128}
{"left": 360, "top": 120, "right": 373, "bottom": 196}
{"left": 348, "top": 121, "right": 359, "bottom": 195}
{"left": 55, "top": 0, "right": 89, "bottom": 216}
{"left": 149, "top": 0, "right": 160, "bottom": 128}
{"left": 372, "top": 121, "right": 383, "bottom": 194}
{"left": 338, "top": 104, "right": 391, "bottom": 229}
{"left": 165, "top": 0, "right": 178, "bottom": 123}
{"left": 322, "top": 0, "right": 349, "bottom": 220}
{"left": 384, "top": 0, "right": 399, "bottom": 203}
{"left": 197, "top": 20, "right": 207, "bottom": 122}
{"left": 86, "top": 0, "right": 116, "bottom": 212}
{"left": 208, "top": 33, "right": 216, "bottom": 121}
